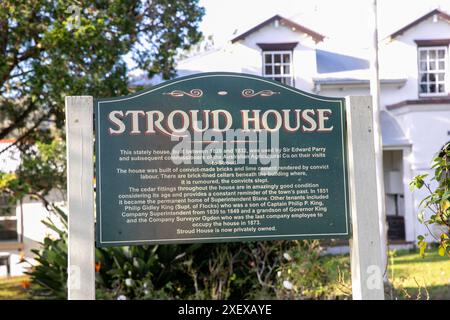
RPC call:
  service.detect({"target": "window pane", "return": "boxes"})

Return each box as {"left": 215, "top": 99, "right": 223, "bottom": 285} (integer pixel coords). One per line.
{"left": 429, "top": 50, "right": 436, "bottom": 59}
{"left": 263, "top": 52, "right": 293, "bottom": 85}
{"left": 429, "top": 73, "right": 436, "bottom": 82}
{"left": 429, "top": 61, "right": 436, "bottom": 70}
{"left": 438, "top": 73, "right": 445, "bottom": 81}
{"left": 0, "top": 219, "right": 17, "bottom": 241}
{"left": 438, "top": 84, "right": 445, "bottom": 92}
{"left": 420, "top": 62, "right": 427, "bottom": 71}
{"left": 420, "top": 83, "right": 427, "bottom": 93}
{"left": 438, "top": 61, "right": 445, "bottom": 70}
{"left": 274, "top": 65, "right": 281, "bottom": 74}
{"left": 429, "top": 84, "right": 436, "bottom": 93}
{"left": 438, "top": 50, "right": 445, "bottom": 59}
{"left": 420, "top": 73, "right": 427, "bottom": 82}
{"left": 420, "top": 51, "right": 427, "bottom": 59}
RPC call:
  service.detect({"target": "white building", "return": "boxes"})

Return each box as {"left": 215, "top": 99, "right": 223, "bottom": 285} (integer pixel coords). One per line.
{"left": 170, "top": 9, "right": 450, "bottom": 245}
{"left": 2, "top": 8, "right": 450, "bottom": 276}
{"left": 0, "top": 140, "right": 61, "bottom": 276}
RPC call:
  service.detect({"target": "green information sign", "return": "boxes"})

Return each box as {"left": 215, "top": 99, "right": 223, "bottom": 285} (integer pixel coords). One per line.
{"left": 95, "top": 72, "right": 349, "bottom": 247}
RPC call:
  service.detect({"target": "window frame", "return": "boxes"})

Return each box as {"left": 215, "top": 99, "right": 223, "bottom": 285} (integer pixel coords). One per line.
{"left": 262, "top": 50, "right": 294, "bottom": 87}
{"left": 417, "top": 45, "right": 449, "bottom": 97}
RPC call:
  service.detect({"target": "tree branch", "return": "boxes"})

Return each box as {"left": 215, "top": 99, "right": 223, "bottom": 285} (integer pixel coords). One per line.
{"left": 0, "top": 101, "right": 37, "bottom": 140}
{"left": 0, "top": 113, "right": 46, "bottom": 155}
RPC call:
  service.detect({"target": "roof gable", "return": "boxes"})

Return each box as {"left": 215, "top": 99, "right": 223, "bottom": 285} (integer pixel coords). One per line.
{"left": 389, "top": 9, "right": 450, "bottom": 39}
{"left": 231, "top": 15, "right": 324, "bottom": 44}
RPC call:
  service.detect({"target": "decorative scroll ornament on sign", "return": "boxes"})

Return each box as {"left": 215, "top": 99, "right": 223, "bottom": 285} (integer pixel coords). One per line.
{"left": 163, "top": 89, "right": 203, "bottom": 98}
{"left": 242, "top": 89, "right": 280, "bottom": 98}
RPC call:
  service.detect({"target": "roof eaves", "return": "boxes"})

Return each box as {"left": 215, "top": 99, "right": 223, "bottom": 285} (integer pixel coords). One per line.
{"left": 389, "top": 9, "right": 450, "bottom": 40}
{"left": 231, "top": 15, "right": 324, "bottom": 44}
{"left": 314, "top": 78, "right": 407, "bottom": 86}
{"left": 386, "top": 97, "right": 450, "bottom": 110}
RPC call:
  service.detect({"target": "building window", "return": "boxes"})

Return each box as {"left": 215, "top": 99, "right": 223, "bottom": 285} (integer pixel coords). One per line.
{"left": 0, "top": 194, "right": 17, "bottom": 241}
{"left": 418, "top": 46, "right": 447, "bottom": 96}
{"left": 263, "top": 51, "right": 293, "bottom": 86}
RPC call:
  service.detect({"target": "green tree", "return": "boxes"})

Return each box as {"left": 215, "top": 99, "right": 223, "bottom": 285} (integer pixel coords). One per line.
{"left": 0, "top": 0, "right": 204, "bottom": 201}
{"left": 410, "top": 142, "right": 450, "bottom": 257}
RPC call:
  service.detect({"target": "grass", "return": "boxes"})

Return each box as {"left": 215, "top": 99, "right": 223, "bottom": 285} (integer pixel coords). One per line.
{"left": 0, "top": 249, "right": 448, "bottom": 300}
{"left": 387, "top": 249, "right": 450, "bottom": 299}
{"left": 0, "top": 276, "right": 29, "bottom": 300}
{"left": 321, "top": 248, "right": 450, "bottom": 300}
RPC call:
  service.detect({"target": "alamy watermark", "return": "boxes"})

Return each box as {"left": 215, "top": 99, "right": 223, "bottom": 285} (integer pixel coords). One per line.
{"left": 170, "top": 126, "right": 281, "bottom": 175}
{"left": 66, "top": 5, "right": 81, "bottom": 30}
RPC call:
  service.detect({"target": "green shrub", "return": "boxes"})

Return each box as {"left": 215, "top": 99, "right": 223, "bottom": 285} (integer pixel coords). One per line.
{"left": 26, "top": 206, "right": 348, "bottom": 299}
{"left": 410, "top": 142, "right": 450, "bottom": 257}
{"left": 25, "top": 206, "right": 68, "bottom": 299}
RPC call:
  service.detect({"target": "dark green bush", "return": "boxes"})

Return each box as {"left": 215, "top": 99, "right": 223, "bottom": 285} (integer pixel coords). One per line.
{"left": 26, "top": 206, "right": 346, "bottom": 299}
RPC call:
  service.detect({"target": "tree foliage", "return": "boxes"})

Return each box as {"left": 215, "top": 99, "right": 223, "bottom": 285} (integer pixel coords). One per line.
{"left": 410, "top": 142, "right": 450, "bottom": 257}
{"left": 0, "top": 0, "right": 204, "bottom": 201}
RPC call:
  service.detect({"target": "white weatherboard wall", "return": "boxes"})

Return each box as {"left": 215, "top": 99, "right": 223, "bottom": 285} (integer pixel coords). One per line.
{"left": 0, "top": 142, "right": 55, "bottom": 276}
{"left": 0, "top": 204, "right": 50, "bottom": 277}
{"left": 391, "top": 105, "right": 450, "bottom": 241}
{"left": 316, "top": 13, "right": 450, "bottom": 243}
{"left": 379, "top": 15, "right": 450, "bottom": 107}
{"left": 0, "top": 194, "right": 64, "bottom": 277}
{"left": 234, "top": 23, "right": 318, "bottom": 91}
{"left": 319, "top": 14, "right": 450, "bottom": 108}
{"left": 178, "top": 22, "right": 320, "bottom": 92}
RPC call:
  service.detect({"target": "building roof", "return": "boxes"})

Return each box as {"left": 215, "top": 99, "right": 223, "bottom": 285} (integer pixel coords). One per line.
{"left": 231, "top": 15, "right": 325, "bottom": 44}
{"left": 386, "top": 97, "right": 450, "bottom": 110}
{"left": 380, "top": 111, "right": 411, "bottom": 148}
{"left": 389, "top": 9, "right": 450, "bottom": 39}
{"left": 316, "top": 49, "right": 369, "bottom": 73}
{"left": 314, "top": 78, "right": 407, "bottom": 87}
{"left": 313, "top": 64, "right": 407, "bottom": 90}
{"left": 314, "top": 50, "right": 407, "bottom": 88}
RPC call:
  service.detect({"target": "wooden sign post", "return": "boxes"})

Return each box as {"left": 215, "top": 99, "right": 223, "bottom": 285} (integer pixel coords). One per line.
{"left": 346, "top": 96, "right": 385, "bottom": 300}
{"left": 66, "top": 96, "right": 95, "bottom": 300}
{"left": 65, "top": 74, "right": 384, "bottom": 300}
